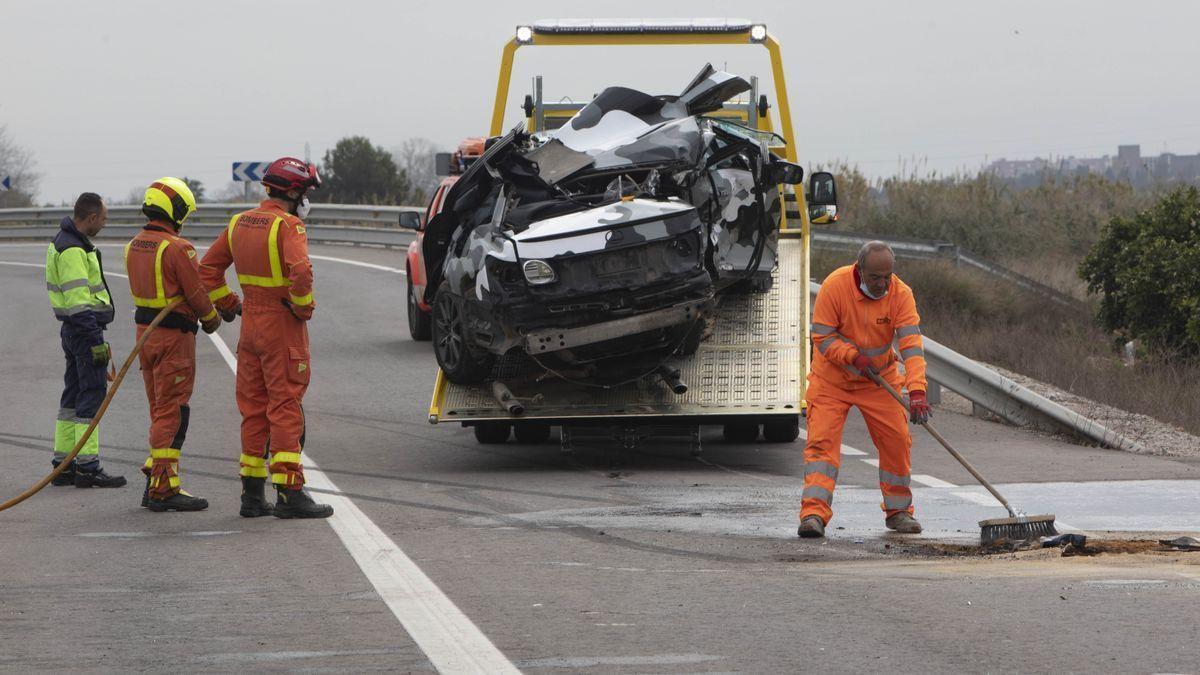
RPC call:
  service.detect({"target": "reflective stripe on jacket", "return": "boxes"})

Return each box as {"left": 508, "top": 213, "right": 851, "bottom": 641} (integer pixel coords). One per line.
{"left": 810, "top": 264, "right": 927, "bottom": 392}
{"left": 124, "top": 223, "right": 217, "bottom": 326}
{"left": 45, "top": 217, "right": 114, "bottom": 344}
{"left": 199, "top": 200, "right": 314, "bottom": 314}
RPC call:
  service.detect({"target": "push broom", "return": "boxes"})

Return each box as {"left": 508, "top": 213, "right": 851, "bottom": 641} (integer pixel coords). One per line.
{"left": 0, "top": 300, "right": 182, "bottom": 514}
{"left": 867, "top": 371, "right": 1057, "bottom": 545}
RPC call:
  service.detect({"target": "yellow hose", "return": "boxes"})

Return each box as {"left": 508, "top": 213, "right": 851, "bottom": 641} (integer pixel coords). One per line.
{"left": 0, "top": 300, "right": 183, "bottom": 513}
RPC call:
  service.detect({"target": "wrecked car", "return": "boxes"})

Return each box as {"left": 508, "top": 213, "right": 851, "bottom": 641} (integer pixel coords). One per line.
{"left": 422, "top": 65, "right": 805, "bottom": 385}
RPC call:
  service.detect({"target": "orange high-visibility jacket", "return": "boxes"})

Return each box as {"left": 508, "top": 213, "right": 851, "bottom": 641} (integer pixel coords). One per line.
{"left": 124, "top": 223, "right": 217, "bottom": 325}
{"left": 810, "top": 264, "right": 927, "bottom": 392}
{"left": 199, "top": 200, "right": 314, "bottom": 317}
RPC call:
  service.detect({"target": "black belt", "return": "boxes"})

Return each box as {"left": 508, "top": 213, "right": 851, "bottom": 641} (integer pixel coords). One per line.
{"left": 134, "top": 307, "right": 198, "bottom": 334}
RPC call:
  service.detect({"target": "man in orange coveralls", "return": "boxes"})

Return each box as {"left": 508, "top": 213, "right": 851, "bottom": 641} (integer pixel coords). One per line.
{"left": 200, "top": 157, "right": 332, "bottom": 519}
{"left": 799, "top": 241, "right": 932, "bottom": 538}
{"left": 125, "top": 177, "right": 221, "bottom": 512}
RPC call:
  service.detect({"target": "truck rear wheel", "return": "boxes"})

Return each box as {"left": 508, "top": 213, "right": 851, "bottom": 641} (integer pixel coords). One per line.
{"left": 407, "top": 267, "right": 432, "bottom": 341}
{"left": 762, "top": 419, "right": 800, "bottom": 443}
{"left": 474, "top": 422, "right": 511, "bottom": 444}
{"left": 513, "top": 423, "right": 551, "bottom": 444}
{"left": 723, "top": 422, "right": 760, "bottom": 443}
{"left": 432, "top": 282, "right": 494, "bottom": 384}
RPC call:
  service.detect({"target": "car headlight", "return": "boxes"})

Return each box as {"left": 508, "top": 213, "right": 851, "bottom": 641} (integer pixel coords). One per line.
{"left": 522, "top": 259, "right": 556, "bottom": 285}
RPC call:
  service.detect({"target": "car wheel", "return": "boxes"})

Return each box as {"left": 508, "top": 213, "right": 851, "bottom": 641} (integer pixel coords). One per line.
{"left": 723, "top": 422, "right": 760, "bottom": 443}
{"left": 762, "top": 419, "right": 800, "bottom": 443}
{"left": 474, "top": 422, "right": 511, "bottom": 444}
{"left": 513, "top": 423, "right": 551, "bottom": 444}
{"left": 407, "top": 267, "right": 432, "bottom": 341}
{"left": 432, "top": 282, "right": 494, "bottom": 384}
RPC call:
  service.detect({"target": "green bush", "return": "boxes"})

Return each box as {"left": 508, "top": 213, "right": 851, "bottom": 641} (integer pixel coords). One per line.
{"left": 1079, "top": 186, "right": 1200, "bottom": 356}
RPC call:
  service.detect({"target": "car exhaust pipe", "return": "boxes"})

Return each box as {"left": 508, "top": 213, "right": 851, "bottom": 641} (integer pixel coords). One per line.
{"left": 657, "top": 365, "right": 688, "bottom": 395}
{"left": 492, "top": 381, "right": 525, "bottom": 416}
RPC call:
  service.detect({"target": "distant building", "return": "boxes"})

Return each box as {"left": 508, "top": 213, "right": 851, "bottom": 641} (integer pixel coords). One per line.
{"left": 986, "top": 144, "right": 1200, "bottom": 184}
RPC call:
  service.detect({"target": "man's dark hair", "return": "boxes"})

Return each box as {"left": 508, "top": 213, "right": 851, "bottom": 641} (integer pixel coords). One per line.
{"left": 73, "top": 192, "right": 104, "bottom": 220}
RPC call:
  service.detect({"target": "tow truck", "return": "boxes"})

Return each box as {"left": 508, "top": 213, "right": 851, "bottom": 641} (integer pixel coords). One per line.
{"left": 425, "top": 19, "right": 834, "bottom": 453}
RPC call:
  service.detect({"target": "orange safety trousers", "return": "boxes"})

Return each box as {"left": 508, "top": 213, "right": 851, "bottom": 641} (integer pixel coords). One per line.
{"left": 236, "top": 305, "right": 310, "bottom": 488}
{"left": 800, "top": 373, "right": 915, "bottom": 525}
{"left": 137, "top": 326, "right": 195, "bottom": 499}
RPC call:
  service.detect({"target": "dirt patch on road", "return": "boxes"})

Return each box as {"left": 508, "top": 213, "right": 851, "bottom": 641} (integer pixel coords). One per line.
{"left": 911, "top": 538, "right": 1177, "bottom": 559}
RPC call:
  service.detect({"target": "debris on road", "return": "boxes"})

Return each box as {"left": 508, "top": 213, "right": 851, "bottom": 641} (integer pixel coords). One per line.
{"left": 1159, "top": 536, "right": 1200, "bottom": 551}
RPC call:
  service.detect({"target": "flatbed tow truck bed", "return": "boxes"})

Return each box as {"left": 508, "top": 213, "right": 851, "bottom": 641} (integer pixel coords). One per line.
{"left": 428, "top": 237, "right": 805, "bottom": 451}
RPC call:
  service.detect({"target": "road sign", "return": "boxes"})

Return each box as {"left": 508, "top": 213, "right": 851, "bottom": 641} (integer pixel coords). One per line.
{"left": 1, "top": 176, "right": 10, "bottom": 190}
{"left": 231, "top": 161, "right": 268, "bottom": 182}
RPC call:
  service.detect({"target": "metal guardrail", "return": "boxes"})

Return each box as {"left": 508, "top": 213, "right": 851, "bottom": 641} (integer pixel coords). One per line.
{"left": 808, "top": 281, "right": 1141, "bottom": 453}
{"left": 0, "top": 203, "right": 424, "bottom": 228}
{"left": 811, "top": 227, "right": 1085, "bottom": 311}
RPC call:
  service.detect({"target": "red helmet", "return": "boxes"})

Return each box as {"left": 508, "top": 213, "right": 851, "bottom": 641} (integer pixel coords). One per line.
{"left": 262, "top": 157, "right": 321, "bottom": 194}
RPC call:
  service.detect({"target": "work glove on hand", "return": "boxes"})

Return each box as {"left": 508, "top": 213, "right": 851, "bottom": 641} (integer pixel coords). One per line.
{"left": 90, "top": 342, "right": 111, "bottom": 366}
{"left": 852, "top": 352, "right": 877, "bottom": 378}
{"left": 218, "top": 298, "right": 242, "bottom": 323}
{"left": 280, "top": 298, "right": 312, "bottom": 321}
{"left": 201, "top": 314, "right": 221, "bottom": 334}
{"left": 908, "top": 390, "right": 932, "bottom": 424}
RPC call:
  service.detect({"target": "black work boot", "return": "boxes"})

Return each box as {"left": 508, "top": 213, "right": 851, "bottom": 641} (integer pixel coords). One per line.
{"left": 147, "top": 490, "right": 209, "bottom": 512}
{"left": 140, "top": 475, "right": 151, "bottom": 507}
{"left": 798, "top": 515, "right": 826, "bottom": 539}
{"left": 74, "top": 465, "right": 127, "bottom": 488}
{"left": 51, "top": 460, "right": 76, "bottom": 487}
{"left": 239, "top": 477, "right": 273, "bottom": 518}
{"left": 273, "top": 486, "right": 333, "bottom": 519}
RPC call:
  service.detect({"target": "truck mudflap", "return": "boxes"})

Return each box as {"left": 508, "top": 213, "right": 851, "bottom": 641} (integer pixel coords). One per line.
{"left": 429, "top": 238, "right": 804, "bottom": 424}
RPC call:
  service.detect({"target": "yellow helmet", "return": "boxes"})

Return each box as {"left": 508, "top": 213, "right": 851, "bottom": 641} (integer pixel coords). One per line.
{"left": 142, "top": 177, "right": 197, "bottom": 227}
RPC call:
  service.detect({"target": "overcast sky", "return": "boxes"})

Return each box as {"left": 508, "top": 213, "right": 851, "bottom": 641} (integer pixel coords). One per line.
{"left": 3, "top": 0, "right": 1198, "bottom": 204}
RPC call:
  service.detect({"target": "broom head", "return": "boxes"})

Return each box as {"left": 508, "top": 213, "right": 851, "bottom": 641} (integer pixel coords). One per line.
{"left": 979, "top": 514, "right": 1057, "bottom": 546}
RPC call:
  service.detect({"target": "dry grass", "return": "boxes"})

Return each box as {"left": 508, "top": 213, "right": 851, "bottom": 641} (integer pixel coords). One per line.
{"left": 812, "top": 250, "right": 1200, "bottom": 436}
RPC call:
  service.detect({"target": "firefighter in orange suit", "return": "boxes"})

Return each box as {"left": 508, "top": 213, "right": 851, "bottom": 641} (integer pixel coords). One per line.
{"left": 199, "top": 157, "right": 332, "bottom": 519}
{"left": 798, "top": 241, "right": 932, "bottom": 538}
{"left": 125, "top": 177, "right": 220, "bottom": 511}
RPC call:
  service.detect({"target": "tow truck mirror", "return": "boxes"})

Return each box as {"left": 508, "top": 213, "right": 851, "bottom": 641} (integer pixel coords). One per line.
{"left": 435, "top": 152, "right": 452, "bottom": 177}
{"left": 398, "top": 211, "right": 421, "bottom": 230}
{"left": 768, "top": 161, "right": 804, "bottom": 185}
{"left": 808, "top": 171, "right": 837, "bottom": 206}
{"left": 807, "top": 171, "right": 838, "bottom": 224}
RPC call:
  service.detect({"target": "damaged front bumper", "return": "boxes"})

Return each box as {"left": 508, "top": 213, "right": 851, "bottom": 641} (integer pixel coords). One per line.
{"left": 525, "top": 298, "right": 708, "bottom": 354}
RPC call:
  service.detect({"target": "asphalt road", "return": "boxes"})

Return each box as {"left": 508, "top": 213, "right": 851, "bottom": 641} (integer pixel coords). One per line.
{"left": 2, "top": 239, "right": 1198, "bottom": 673}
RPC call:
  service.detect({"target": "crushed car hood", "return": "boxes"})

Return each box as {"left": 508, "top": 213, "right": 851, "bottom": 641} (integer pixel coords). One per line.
{"left": 510, "top": 198, "right": 700, "bottom": 260}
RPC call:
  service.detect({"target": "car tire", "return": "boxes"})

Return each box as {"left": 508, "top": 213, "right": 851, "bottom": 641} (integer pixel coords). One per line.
{"left": 513, "top": 423, "right": 551, "bottom": 444}
{"left": 474, "top": 422, "right": 511, "bottom": 444}
{"left": 723, "top": 422, "right": 760, "bottom": 443}
{"left": 407, "top": 267, "right": 432, "bottom": 341}
{"left": 432, "top": 282, "right": 494, "bottom": 384}
{"left": 762, "top": 419, "right": 800, "bottom": 443}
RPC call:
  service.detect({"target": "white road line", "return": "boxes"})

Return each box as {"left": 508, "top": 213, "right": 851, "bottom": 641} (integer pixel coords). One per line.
{"left": 309, "top": 254, "right": 405, "bottom": 275}
{"left": 860, "top": 458, "right": 879, "bottom": 468}
{"left": 912, "top": 474, "right": 957, "bottom": 488}
{"left": 3, "top": 258, "right": 514, "bottom": 672}
{"left": 202, "top": 330, "right": 517, "bottom": 673}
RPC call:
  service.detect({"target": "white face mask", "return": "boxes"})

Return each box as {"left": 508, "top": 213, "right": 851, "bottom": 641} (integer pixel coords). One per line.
{"left": 296, "top": 197, "right": 311, "bottom": 219}
{"left": 859, "top": 278, "right": 889, "bottom": 300}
